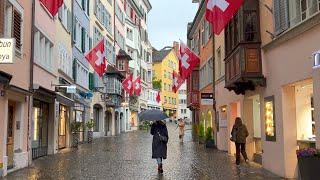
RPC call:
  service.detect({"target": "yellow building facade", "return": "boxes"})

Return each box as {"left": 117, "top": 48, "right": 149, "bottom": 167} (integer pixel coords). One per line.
{"left": 152, "top": 48, "right": 179, "bottom": 118}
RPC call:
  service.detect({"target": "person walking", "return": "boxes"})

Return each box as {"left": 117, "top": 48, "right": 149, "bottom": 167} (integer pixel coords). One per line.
{"left": 231, "top": 117, "right": 249, "bottom": 165}
{"left": 177, "top": 119, "right": 185, "bottom": 142}
{"left": 150, "top": 120, "right": 169, "bottom": 174}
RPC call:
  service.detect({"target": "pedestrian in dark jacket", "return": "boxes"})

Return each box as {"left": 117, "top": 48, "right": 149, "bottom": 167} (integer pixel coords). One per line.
{"left": 231, "top": 117, "right": 249, "bottom": 165}
{"left": 150, "top": 120, "right": 169, "bottom": 174}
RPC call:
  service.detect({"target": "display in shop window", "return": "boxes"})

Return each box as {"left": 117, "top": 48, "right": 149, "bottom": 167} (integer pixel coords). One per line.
{"left": 265, "top": 96, "right": 276, "bottom": 141}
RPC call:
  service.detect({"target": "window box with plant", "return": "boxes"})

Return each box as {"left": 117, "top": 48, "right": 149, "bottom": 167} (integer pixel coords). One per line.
{"left": 71, "top": 121, "right": 83, "bottom": 148}
{"left": 86, "top": 119, "right": 95, "bottom": 143}
{"left": 205, "top": 127, "right": 215, "bottom": 148}
{"left": 296, "top": 148, "right": 320, "bottom": 180}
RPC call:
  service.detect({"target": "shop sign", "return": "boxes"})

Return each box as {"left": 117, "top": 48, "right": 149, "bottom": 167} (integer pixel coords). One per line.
{"left": 66, "top": 85, "right": 76, "bottom": 94}
{"left": 201, "top": 93, "right": 214, "bottom": 105}
{"left": 0, "top": 38, "right": 15, "bottom": 64}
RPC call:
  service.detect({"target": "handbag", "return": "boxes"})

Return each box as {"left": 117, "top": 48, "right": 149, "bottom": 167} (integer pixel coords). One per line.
{"left": 230, "top": 128, "right": 237, "bottom": 142}
{"left": 158, "top": 132, "right": 168, "bottom": 142}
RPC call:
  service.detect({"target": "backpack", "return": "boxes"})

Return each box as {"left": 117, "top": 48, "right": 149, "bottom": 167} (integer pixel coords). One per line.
{"left": 230, "top": 128, "right": 237, "bottom": 142}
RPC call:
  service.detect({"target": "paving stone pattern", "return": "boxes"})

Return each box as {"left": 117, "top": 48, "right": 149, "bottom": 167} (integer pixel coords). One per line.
{"left": 2, "top": 123, "right": 282, "bottom": 180}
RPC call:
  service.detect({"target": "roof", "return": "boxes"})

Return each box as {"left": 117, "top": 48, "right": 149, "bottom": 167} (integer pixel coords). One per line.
{"left": 152, "top": 48, "right": 172, "bottom": 63}
{"left": 187, "top": 0, "right": 206, "bottom": 39}
{"left": 117, "top": 49, "right": 132, "bottom": 61}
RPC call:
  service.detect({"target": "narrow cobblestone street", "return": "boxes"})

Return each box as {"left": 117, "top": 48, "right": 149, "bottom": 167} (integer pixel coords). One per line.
{"left": 3, "top": 124, "right": 281, "bottom": 180}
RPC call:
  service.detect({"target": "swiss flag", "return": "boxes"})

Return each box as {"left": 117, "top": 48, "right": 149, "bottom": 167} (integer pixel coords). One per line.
{"left": 122, "top": 74, "right": 133, "bottom": 96}
{"left": 172, "top": 71, "right": 185, "bottom": 93}
{"left": 133, "top": 76, "right": 142, "bottom": 96}
{"left": 178, "top": 41, "right": 200, "bottom": 79}
{"left": 205, "top": 0, "right": 244, "bottom": 35}
{"left": 85, "top": 40, "right": 107, "bottom": 77}
{"left": 156, "top": 91, "right": 161, "bottom": 103}
{"left": 40, "top": 0, "right": 64, "bottom": 17}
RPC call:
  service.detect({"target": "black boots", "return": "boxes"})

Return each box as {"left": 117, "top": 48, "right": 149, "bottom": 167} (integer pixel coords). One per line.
{"left": 158, "top": 164, "right": 163, "bottom": 174}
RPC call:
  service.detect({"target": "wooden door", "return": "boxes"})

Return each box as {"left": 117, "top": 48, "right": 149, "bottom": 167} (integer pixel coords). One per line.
{"left": 6, "top": 102, "right": 15, "bottom": 169}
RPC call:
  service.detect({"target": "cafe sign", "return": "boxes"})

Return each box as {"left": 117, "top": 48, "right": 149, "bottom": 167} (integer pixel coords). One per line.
{"left": 0, "top": 38, "right": 15, "bottom": 64}
{"left": 201, "top": 93, "right": 214, "bottom": 105}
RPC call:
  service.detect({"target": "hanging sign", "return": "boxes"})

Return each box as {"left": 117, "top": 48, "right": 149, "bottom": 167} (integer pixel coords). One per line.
{"left": 201, "top": 93, "right": 214, "bottom": 105}
{"left": 0, "top": 38, "right": 15, "bottom": 64}
{"left": 66, "top": 85, "right": 76, "bottom": 94}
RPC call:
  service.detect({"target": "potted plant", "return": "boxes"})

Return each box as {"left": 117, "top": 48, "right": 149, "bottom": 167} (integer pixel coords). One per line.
{"left": 70, "top": 121, "right": 82, "bottom": 148}
{"left": 296, "top": 148, "right": 320, "bottom": 180}
{"left": 205, "top": 127, "right": 215, "bottom": 148}
{"left": 86, "top": 119, "right": 95, "bottom": 143}
{"left": 198, "top": 123, "right": 205, "bottom": 144}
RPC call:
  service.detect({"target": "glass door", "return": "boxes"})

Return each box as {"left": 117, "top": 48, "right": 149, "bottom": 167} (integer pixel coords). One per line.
{"left": 6, "top": 102, "right": 15, "bottom": 169}
{"left": 32, "top": 100, "right": 49, "bottom": 159}
{"left": 58, "top": 105, "right": 68, "bottom": 149}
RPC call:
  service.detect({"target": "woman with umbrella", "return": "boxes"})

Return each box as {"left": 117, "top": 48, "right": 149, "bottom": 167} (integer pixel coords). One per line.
{"left": 150, "top": 120, "right": 168, "bottom": 174}
{"left": 139, "top": 109, "right": 169, "bottom": 174}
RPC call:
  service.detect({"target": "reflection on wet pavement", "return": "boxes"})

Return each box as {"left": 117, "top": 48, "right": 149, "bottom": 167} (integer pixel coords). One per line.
{"left": 2, "top": 123, "right": 282, "bottom": 180}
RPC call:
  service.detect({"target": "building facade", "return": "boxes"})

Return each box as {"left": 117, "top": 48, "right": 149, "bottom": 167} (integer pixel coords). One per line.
{"left": 152, "top": 46, "right": 179, "bottom": 118}
{"left": 0, "top": 0, "right": 32, "bottom": 175}
{"left": 177, "top": 82, "right": 191, "bottom": 121}
{"left": 187, "top": 0, "right": 320, "bottom": 178}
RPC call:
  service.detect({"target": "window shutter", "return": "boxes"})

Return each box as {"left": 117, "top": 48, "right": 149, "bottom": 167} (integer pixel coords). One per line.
{"left": 87, "top": 0, "right": 90, "bottom": 15}
{"left": 73, "top": 18, "right": 77, "bottom": 43}
{"left": 82, "top": 0, "right": 85, "bottom": 10}
{"left": 82, "top": 28, "right": 86, "bottom": 53}
{"left": 89, "top": 72, "right": 94, "bottom": 90}
{"left": 273, "top": 0, "right": 289, "bottom": 35}
{"left": 67, "top": 10, "right": 72, "bottom": 33}
{"left": 0, "top": 0, "right": 5, "bottom": 37}
{"left": 73, "top": 59, "right": 77, "bottom": 82}
{"left": 13, "top": 9, "right": 22, "bottom": 51}
{"left": 89, "top": 37, "right": 92, "bottom": 50}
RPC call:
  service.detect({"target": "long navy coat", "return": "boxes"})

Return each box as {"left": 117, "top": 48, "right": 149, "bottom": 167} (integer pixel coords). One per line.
{"left": 150, "top": 121, "right": 169, "bottom": 159}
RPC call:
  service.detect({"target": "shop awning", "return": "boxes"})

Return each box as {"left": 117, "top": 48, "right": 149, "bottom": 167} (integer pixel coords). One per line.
{"left": 56, "top": 92, "right": 74, "bottom": 107}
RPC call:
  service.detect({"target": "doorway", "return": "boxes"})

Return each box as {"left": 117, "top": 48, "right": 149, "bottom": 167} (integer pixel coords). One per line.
{"left": 6, "top": 101, "right": 15, "bottom": 170}
{"left": 115, "top": 111, "right": 119, "bottom": 135}
{"left": 32, "top": 100, "right": 49, "bottom": 159}
{"left": 105, "top": 111, "right": 112, "bottom": 136}
{"left": 58, "top": 105, "right": 68, "bottom": 149}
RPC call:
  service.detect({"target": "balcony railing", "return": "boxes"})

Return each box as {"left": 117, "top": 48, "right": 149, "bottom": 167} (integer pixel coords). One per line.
{"left": 225, "top": 43, "right": 265, "bottom": 95}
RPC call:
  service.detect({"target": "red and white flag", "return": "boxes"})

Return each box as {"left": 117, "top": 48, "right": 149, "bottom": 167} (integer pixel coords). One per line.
{"left": 133, "top": 76, "right": 142, "bottom": 96}
{"left": 40, "top": 0, "right": 64, "bottom": 16}
{"left": 85, "top": 40, "right": 107, "bottom": 77}
{"left": 156, "top": 91, "right": 161, "bottom": 103}
{"left": 172, "top": 71, "right": 185, "bottom": 93}
{"left": 205, "top": 0, "right": 244, "bottom": 35}
{"left": 122, "top": 74, "right": 133, "bottom": 96}
{"left": 178, "top": 41, "right": 200, "bottom": 79}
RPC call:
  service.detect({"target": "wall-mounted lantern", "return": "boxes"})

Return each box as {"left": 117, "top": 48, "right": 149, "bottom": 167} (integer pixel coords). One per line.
{"left": 313, "top": 51, "right": 320, "bottom": 69}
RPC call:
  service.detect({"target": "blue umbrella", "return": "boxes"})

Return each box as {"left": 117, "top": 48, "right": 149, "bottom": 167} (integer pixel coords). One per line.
{"left": 138, "top": 109, "right": 169, "bottom": 121}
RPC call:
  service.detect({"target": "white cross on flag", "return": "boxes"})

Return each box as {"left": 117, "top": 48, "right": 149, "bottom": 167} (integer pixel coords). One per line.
{"left": 133, "top": 76, "right": 142, "bottom": 96}
{"left": 178, "top": 41, "right": 200, "bottom": 79}
{"left": 172, "top": 71, "right": 184, "bottom": 93}
{"left": 122, "top": 74, "right": 133, "bottom": 96}
{"left": 205, "top": 0, "right": 244, "bottom": 35}
{"left": 85, "top": 39, "right": 107, "bottom": 77}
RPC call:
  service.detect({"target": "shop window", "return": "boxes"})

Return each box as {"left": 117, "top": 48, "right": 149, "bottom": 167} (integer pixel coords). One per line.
{"left": 265, "top": 96, "right": 276, "bottom": 141}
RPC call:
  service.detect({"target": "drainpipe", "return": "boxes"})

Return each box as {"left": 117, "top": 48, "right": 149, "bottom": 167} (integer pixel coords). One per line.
{"left": 212, "top": 32, "right": 217, "bottom": 146}
{"left": 27, "top": 0, "right": 35, "bottom": 165}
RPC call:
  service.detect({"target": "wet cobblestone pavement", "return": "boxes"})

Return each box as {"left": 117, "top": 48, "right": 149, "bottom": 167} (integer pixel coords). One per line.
{"left": 3, "top": 124, "right": 282, "bottom": 180}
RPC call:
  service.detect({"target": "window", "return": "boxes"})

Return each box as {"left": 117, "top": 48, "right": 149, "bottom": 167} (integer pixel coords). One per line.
{"left": 95, "top": 0, "right": 112, "bottom": 33}
{"left": 74, "top": 60, "right": 89, "bottom": 89}
{"left": 82, "top": 0, "right": 89, "bottom": 15}
{"left": 58, "top": 3, "right": 72, "bottom": 32}
{"left": 201, "top": 20, "right": 205, "bottom": 46}
{"left": 106, "top": 40, "right": 115, "bottom": 65}
{"left": 118, "top": 60, "right": 125, "bottom": 70}
{"left": 115, "top": 2, "right": 124, "bottom": 23}
{"left": 147, "top": 70, "right": 152, "bottom": 82}
{"left": 58, "top": 43, "right": 72, "bottom": 78}
{"left": 115, "top": 28, "right": 125, "bottom": 49}
{"left": 4, "top": 2, "right": 22, "bottom": 52}
{"left": 127, "top": 28, "right": 133, "bottom": 40}
{"left": 181, "top": 109, "right": 183, "bottom": 114}
{"left": 34, "top": 30, "right": 54, "bottom": 72}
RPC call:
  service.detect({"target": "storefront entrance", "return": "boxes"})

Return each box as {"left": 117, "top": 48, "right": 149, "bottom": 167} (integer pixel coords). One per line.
{"left": 6, "top": 101, "right": 15, "bottom": 169}
{"left": 32, "top": 100, "right": 49, "bottom": 159}
{"left": 58, "top": 105, "right": 68, "bottom": 149}
{"left": 105, "top": 111, "right": 112, "bottom": 136}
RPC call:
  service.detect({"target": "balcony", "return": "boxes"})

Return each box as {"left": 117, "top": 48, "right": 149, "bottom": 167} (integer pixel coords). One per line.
{"left": 187, "top": 91, "right": 200, "bottom": 109}
{"left": 225, "top": 43, "right": 265, "bottom": 95}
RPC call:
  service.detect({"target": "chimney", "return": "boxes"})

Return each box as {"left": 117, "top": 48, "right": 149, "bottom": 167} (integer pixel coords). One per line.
{"left": 173, "top": 41, "right": 179, "bottom": 57}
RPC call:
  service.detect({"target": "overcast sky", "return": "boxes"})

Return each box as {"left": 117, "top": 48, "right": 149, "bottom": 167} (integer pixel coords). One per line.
{"left": 148, "top": 0, "right": 198, "bottom": 50}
